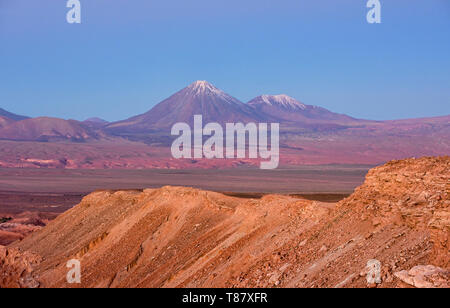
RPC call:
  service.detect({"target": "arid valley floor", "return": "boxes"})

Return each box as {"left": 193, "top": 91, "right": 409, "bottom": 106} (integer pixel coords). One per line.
{"left": 0, "top": 157, "right": 448, "bottom": 288}
{"left": 0, "top": 165, "right": 367, "bottom": 246}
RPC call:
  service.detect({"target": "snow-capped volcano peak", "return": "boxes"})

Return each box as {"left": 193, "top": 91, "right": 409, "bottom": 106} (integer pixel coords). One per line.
{"left": 187, "top": 81, "right": 224, "bottom": 96}
{"left": 183, "top": 80, "right": 243, "bottom": 106}
{"left": 259, "top": 95, "right": 307, "bottom": 110}
{"left": 105, "top": 80, "right": 260, "bottom": 130}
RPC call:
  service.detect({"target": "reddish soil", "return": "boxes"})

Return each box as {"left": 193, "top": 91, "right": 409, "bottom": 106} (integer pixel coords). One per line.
{"left": 0, "top": 193, "right": 83, "bottom": 246}
{"left": 0, "top": 166, "right": 365, "bottom": 246}
{"left": 1, "top": 156, "right": 447, "bottom": 288}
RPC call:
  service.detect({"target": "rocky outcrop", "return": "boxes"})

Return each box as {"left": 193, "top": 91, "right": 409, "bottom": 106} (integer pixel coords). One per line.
{"left": 395, "top": 265, "right": 449, "bottom": 288}
{"left": 0, "top": 157, "right": 448, "bottom": 288}
{"left": 6, "top": 188, "right": 325, "bottom": 288}
{"left": 0, "top": 246, "right": 41, "bottom": 288}
{"left": 0, "top": 213, "right": 49, "bottom": 246}
{"left": 338, "top": 156, "right": 449, "bottom": 269}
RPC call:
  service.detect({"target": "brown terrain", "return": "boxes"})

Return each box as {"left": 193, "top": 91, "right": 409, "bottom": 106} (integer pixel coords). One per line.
{"left": 0, "top": 192, "right": 83, "bottom": 246}
{"left": 0, "top": 116, "right": 15, "bottom": 129}
{"left": 1, "top": 156, "right": 448, "bottom": 288}
{"left": 0, "top": 165, "right": 367, "bottom": 248}
{"left": 0, "top": 117, "right": 102, "bottom": 142}
{"left": 0, "top": 81, "right": 448, "bottom": 169}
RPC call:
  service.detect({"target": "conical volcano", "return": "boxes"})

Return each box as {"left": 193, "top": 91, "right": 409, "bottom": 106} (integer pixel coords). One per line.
{"left": 107, "top": 81, "right": 263, "bottom": 133}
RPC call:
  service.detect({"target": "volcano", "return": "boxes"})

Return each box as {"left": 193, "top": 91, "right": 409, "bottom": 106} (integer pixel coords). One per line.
{"left": 247, "top": 95, "right": 360, "bottom": 125}
{"left": 106, "top": 83, "right": 366, "bottom": 136}
{"left": 106, "top": 81, "right": 266, "bottom": 134}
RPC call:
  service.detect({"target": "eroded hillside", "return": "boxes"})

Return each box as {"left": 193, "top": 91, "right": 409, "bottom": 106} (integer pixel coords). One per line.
{"left": 1, "top": 157, "right": 448, "bottom": 288}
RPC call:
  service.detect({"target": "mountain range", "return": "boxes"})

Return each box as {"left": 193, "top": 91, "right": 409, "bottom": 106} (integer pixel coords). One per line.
{"left": 105, "top": 81, "right": 369, "bottom": 135}
{"left": 106, "top": 81, "right": 264, "bottom": 133}
{"left": 0, "top": 81, "right": 448, "bottom": 168}
{"left": 0, "top": 117, "right": 100, "bottom": 142}
{"left": 0, "top": 81, "right": 375, "bottom": 142}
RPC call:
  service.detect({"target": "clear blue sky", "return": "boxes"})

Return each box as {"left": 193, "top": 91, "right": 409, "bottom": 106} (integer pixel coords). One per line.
{"left": 0, "top": 0, "right": 449, "bottom": 121}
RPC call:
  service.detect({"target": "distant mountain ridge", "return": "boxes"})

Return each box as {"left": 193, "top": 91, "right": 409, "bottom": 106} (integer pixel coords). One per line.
{"left": 0, "top": 82, "right": 448, "bottom": 169}
{"left": 247, "top": 94, "right": 360, "bottom": 124}
{"left": 105, "top": 81, "right": 363, "bottom": 135}
{"left": 83, "top": 117, "right": 109, "bottom": 129}
{"left": 0, "top": 81, "right": 376, "bottom": 140}
{"left": 0, "top": 108, "right": 29, "bottom": 121}
{"left": 251, "top": 94, "right": 308, "bottom": 110}
{"left": 0, "top": 117, "right": 99, "bottom": 142}
{"left": 84, "top": 117, "right": 109, "bottom": 124}
{"left": 0, "top": 109, "right": 106, "bottom": 142}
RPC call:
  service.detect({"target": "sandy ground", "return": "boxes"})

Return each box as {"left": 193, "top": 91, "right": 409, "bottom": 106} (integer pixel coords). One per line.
{"left": 0, "top": 166, "right": 364, "bottom": 247}
{"left": 0, "top": 165, "right": 369, "bottom": 194}
{"left": 1, "top": 157, "right": 447, "bottom": 288}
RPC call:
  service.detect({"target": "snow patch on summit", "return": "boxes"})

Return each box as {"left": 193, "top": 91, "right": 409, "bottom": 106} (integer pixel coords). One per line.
{"left": 260, "top": 95, "right": 307, "bottom": 110}
{"left": 188, "top": 81, "right": 224, "bottom": 96}
{"left": 186, "top": 81, "right": 240, "bottom": 105}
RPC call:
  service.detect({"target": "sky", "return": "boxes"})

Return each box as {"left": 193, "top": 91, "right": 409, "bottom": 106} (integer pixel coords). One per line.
{"left": 0, "top": 0, "right": 449, "bottom": 122}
